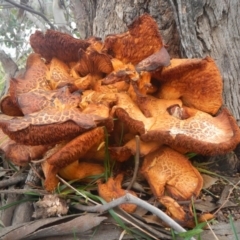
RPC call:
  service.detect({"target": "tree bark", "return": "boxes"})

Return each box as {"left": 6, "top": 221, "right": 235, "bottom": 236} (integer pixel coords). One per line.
{"left": 85, "top": 0, "right": 240, "bottom": 123}
{"left": 70, "top": 0, "right": 97, "bottom": 39}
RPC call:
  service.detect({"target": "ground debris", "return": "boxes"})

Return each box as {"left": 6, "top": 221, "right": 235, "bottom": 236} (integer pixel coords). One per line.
{"left": 32, "top": 194, "right": 69, "bottom": 219}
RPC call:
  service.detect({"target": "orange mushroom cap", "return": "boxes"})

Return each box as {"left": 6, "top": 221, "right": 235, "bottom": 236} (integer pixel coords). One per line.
{"left": 9, "top": 54, "right": 50, "bottom": 97}
{"left": 0, "top": 108, "right": 111, "bottom": 145}
{"left": 46, "top": 127, "right": 105, "bottom": 168}
{"left": 103, "top": 14, "right": 163, "bottom": 64}
{"left": 30, "top": 30, "right": 90, "bottom": 63}
{"left": 98, "top": 174, "right": 137, "bottom": 213}
{"left": 141, "top": 146, "right": 203, "bottom": 200}
{"left": 0, "top": 129, "right": 50, "bottom": 166}
{"left": 154, "top": 57, "right": 223, "bottom": 115}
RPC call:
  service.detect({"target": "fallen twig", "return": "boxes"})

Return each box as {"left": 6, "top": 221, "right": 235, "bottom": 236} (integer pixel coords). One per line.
{"left": 57, "top": 175, "right": 196, "bottom": 240}
{"left": 0, "top": 174, "right": 27, "bottom": 188}
{"left": 75, "top": 193, "right": 191, "bottom": 236}
{"left": 57, "top": 175, "right": 159, "bottom": 239}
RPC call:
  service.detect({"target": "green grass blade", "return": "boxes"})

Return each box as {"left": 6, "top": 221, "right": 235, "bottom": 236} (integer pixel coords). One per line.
{"left": 229, "top": 214, "right": 239, "bottom": 240}
{"left": 0, "top": 197, "right": 38, "bottom": 211}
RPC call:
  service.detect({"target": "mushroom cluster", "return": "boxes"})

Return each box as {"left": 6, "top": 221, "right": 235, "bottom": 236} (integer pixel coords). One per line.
{"left": 1, "top": 14, "right": 240, "bottom": 227}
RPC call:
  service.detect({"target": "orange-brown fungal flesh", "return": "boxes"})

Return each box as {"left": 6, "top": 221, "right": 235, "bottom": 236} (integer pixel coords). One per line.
{"left": 103, "top": 14, "right": 163, "bottom": 64}
{"left": 46, "top": 58, "right": 76, "bottom": 89}
{"left": 5, "top": 142, "right": 50, "bottom": 166}
{"left": 30, "top": 29, "right": 90, "bottom": 63}
{"left": 154, "top": 57, "right": 223, "bottom": 114}
{"left": 159, "top": 196, "right": 215, "bottom": 228}
{"left": 58, "top": 161, "right": 104, "bottom": 181}
{"left": 0, "top": 95, "right": 23, "bottom": 116}
{"left": 98, "top": 174, "right": 137, "bottom": 213}
{"left": 109, "top": 138, "right": 162, "bottom": 162}
{"left": 141, "top": 147, "right": 203, "bottom": 200}
{"left": 80, "top": 90, "right": 117, "bottom": 107}
{"left": 75, "top": 49, "right": 113, "bottom": 76}
{"left": 42, "top": 161, "right": 60, "bottom": 192}
{"left": 47, "top": 127, "right": 105, "bottom": 168}
{"left": 0, "top": 126, "right": 50, "bottom": 166}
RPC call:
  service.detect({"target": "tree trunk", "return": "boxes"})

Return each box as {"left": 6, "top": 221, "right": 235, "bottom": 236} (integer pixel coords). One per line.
{"left": 75, "top": 0, "right": 240, "bottom": 123}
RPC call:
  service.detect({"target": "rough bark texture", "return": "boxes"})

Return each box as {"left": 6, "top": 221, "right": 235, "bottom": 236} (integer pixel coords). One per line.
{"left": 70, "top": 0, "right": 97, "bottom": 39}
{"left": 84, "top": 0, "right": 240, "bottom": 123}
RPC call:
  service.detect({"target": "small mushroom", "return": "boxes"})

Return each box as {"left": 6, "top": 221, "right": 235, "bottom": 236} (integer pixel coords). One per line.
{"left": 141, "top": 146, "right": 203, "bottom": 200}
{"left": 98, "top": 174, "right": 137, "bottom": 213}
{"left": 159, "top": 196, "right": 214, "bottom": 228}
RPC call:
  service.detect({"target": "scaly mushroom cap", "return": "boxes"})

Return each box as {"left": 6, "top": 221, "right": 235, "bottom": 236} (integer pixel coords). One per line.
{"left": 58, "top": 161, "right": 104, "bottom": 181}
{"left": 154, "top": 57, "right": 223, "bottom": 114}
{"left": 113, "top": 93, "right": 240, "bottom": 155}
{"left": 30, "top": 30, "right": 90, "bottom": 63}
{"left": 9, "top": 54, "right": 50, "bottom": 97}
{"left": 0, "top": 108, "right": 110, "bottom": 145}
{"left": 6, "top": 53, "right": 50, "bottom": 113}
{"left": 142, "top": 106, "right": 240, "bottom": 156}
{"left": 103, "top": 14, "right": 163, "bottom": 64}
{"left": 46, "top": 127, "right": 105, "bottom": 168}
{"left": 98, "top": 174, "right": 137, "bottom": 213}
{"left": 17, "top": 87, "right": 81, "bottom": 115}
{"left": 141, "top": 147, "right": 203, "bottom": 200}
